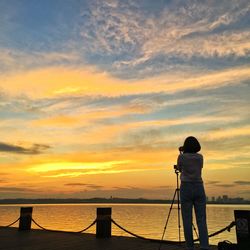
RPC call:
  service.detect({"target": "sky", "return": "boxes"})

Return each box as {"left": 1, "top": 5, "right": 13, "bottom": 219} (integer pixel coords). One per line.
{"left": 0, "top": 0, "right": 249, "bottom": 200}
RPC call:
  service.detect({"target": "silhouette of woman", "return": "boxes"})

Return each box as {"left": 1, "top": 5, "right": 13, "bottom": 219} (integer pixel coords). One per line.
{"left": 177, "top": 136, "right": 209, "bottom": 250}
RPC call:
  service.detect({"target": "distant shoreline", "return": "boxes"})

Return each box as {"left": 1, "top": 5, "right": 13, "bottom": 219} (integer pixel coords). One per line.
{"left": 0, "top": 198, "right": 249, "bottom": 205}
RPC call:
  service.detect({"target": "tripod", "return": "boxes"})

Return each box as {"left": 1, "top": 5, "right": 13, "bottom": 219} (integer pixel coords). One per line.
{"left": 159, "top": 167, "right": 181, "bottom": 250}
{"left": 159, "top": 166, "right": 199, "bottom": 250}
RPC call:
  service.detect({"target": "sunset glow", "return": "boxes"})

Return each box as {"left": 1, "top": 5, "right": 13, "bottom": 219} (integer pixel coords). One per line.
{"left": 0, "top": 0, "right": 249, "bottom": 200}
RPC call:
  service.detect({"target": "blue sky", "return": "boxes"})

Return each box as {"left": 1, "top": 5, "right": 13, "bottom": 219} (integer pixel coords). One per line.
{"left": 1, "top": 0, "right": 250, "bottom": 76}
{"left": 0, "top": 0, "right": 250, "bottom": 199}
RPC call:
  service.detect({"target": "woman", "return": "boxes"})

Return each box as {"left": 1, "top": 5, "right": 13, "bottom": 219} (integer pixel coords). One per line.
{"left": 177, "top": 136, "right": 209, "bottom": 250}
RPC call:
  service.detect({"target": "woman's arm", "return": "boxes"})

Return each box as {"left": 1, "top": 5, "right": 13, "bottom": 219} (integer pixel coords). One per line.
{"left": 177, "top": 154, "right": 183, "bottom": 172}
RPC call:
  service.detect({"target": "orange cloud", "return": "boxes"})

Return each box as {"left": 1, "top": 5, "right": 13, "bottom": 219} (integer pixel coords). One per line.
{"left": 203, "top": 125, "right": 250, "bottom": 141}
{"left": 0, "top": 65, "right": 249, "bottom": 98}
{"left": 28, "top": 160, "right": 132, "bottom": 173}
{"left": 32, "top": 115, "right": 81, "bottom": 127}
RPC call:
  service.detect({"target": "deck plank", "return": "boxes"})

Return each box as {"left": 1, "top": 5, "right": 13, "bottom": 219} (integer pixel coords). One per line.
{"left": 0, "top": 227, "right": 217, "bottom": 250}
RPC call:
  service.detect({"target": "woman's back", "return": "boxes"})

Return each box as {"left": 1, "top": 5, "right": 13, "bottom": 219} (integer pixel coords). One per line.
{"left": 177, "top": 153, "right": 203, "bottom": 182}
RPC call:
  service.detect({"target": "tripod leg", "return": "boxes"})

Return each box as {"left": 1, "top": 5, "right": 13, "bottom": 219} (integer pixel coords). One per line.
{"left": 159, "top": 189, "right": 178, "bottom": 250}
{"left": 193, "top": 223, "right": 199, "bottom": 239}
{"left": 176, "top": 187, "right": 181, "bottom": 242}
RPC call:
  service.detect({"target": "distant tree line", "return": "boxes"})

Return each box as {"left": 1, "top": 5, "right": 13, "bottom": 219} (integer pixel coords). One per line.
{"left": 0, "top": 197, "right": 249, "bottom": 205}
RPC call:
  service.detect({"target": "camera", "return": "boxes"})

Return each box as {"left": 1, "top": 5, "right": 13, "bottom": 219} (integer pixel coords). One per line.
{"left": 179, "top": 146, "right": 184, "bottom": 153}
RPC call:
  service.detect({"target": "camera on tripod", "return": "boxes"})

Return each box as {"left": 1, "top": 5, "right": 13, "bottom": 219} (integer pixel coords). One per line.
{"left": 173, "top": 164, "right": 180, "bottom": 174}
{"left": 179, "top": 146, "right": 184, "bottom": 153}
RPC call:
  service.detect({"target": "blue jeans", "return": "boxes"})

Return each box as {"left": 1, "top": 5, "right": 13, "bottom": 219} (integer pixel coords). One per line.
{"left": 180, "top": 182, "right": 209, "bottom": 250}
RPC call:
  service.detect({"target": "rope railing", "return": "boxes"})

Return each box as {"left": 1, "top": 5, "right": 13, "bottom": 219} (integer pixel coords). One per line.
{"left": 0, "top": 216, "right": 96, "bottom": 234}
{"left": 31, "top": 218, "right": 97, "bottom": 234}
{"left": 207, "top": 221, "right": 236, "bottom": 238}
{"left": 111, "top": 219, "right": 149, "bottom": 240}
{"left": 0, "top": 217, "right": 20, "bottom": 228}
{"left": 112, "top": 218, "right": 184, "bottom": 244}
{"left": 111, "top": 218, "right": 236, "bottom": 245}
{"left": 0, "top": 209, "right": 236, "bottom": 245}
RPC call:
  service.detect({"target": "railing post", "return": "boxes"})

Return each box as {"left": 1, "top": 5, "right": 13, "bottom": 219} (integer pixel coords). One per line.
{"left": 234, "top": 210, "right": 250, "bottom": 250}
{"left": 19, "top": 207, "right": 33, "bottom": 231}
{"left": 96, "top": 207, "right": 112, "bottom": 238}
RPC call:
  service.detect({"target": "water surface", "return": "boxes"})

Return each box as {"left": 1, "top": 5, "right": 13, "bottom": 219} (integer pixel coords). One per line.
{"left": 0, "top": 203, "right": 249, "bottom": 245}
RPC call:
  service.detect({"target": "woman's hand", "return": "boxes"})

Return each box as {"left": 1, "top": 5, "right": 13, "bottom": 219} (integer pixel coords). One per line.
{"left": 179, "top": 146, "right": 184, "bottom": 153}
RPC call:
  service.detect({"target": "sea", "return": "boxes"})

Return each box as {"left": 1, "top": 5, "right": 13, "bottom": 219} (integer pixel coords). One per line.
{"left": 0, "top": 203, "right": 249, "bottom": 245}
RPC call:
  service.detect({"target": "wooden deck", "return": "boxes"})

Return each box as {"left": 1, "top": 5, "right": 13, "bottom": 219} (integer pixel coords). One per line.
{"left": 0, "top": 227, "right": 217, "bottom": 250}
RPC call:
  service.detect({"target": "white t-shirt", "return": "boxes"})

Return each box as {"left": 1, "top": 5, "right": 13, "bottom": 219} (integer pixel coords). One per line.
{"left": 177, "top": 153, "right": 203, "bottom": 182}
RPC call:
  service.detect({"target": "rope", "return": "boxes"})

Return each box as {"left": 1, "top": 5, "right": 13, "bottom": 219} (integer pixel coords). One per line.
{"left": 0, "top": 217, "right": 20, "bottom": 228}
{"left": 207, "top": 221, "right": 235, "bottom": 238}
{"left": 192, "top": 221, "right": 236, "bottom": 242}
{"left": 0, "top": 215, "right": 236, "bottom": 245}
{"left": 111, "top": 219, "right": 148, "bottom": 240}
{"left": 77, "top": 220, "right": 97, "bottom": 233}
{"left": 32, "top": 218, "right": 96, "bottom": 234}
{"left": 111, "top": 219, "right": 236, "bottom": 244}
{"left": 111, "top": 219, "right": 184, "bottom": 244}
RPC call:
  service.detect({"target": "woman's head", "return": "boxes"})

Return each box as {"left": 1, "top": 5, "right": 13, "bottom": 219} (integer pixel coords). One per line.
{"left": 183, "top": 136, "right": 201, "bottom": 153}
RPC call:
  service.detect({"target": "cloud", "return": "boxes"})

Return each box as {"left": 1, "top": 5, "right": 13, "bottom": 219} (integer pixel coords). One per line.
{"left": 28, "top": 160, "right": 132, "bottom": 173}
{"left": 2, "top": 64, "right": 250, "bottom": 100}
{"left": 0, "top": 48, "right": 81, "bottom": 73}
{"left": 234, "top": 181, "right": 250, "bottom": 185}
{"left": 79, "top": 0, "right": 250, "bottom": 76}
{"left": 31, "top": 96, "right": 227, "bottom": 129}
{"left": 1, "top": 0, "right": 249, "bottom": 80}
{"left": 203, "top": 125, "right": 250, "bottom": 141}
{"left": 24, "top": 155, "right": 168, "bottom": 179}
{"left": 27, "top": 160, "right": 150, "bottom": 178}
{"left": 0, "top": 0, "right": 249, "bottom": 199}
{"left": 209, "top": 180, "right": 250, "bottom": 188}
{"left": 65, "top": 183, "right": 104, "bottom": 189}
{"left": 0, "top": 142, "right": 50, "bottom": 155}
{"left": 65, "top": 183, "right": 89, "bottom": 186}
{"left": 157, "top": 185, "right": 172, "bottom": 189}
{"left": 43, "top": 168, "right": 155, "bottom": 178}
{"left": 206, "top": 181, "right": 221, "bottom": 185}
{"left": 239, "top": 190, "right": 250, "bottom": 195}
{"left": 75, "top": 113, "right": 243, "bottom": 147}
{"left": 206, "top": 180, "right": 250, "bottom": 188}
{"left": 215, "top": 184, "right": 236, "bottom": 188}
{"left": 0, "top": 186, "right": 37, "bottom": 192}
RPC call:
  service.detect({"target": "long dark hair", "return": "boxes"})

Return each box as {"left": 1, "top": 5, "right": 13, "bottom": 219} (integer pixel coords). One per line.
{"left": 183, "top": 136, "right": 201, "bottom": 153}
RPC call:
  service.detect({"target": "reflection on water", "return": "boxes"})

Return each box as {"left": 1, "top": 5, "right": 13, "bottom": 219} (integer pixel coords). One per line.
{"left": 0, "top": 203, "right": 249, "bottom": 244}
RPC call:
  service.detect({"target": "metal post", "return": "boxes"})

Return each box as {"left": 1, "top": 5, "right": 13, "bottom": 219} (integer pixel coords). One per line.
{"left": 96, "top": 207, "right": 112, "bottom": 238}
{"left": 234, "top": 210, "right": 250, "bottom": 250}
{"left": 19, "top": 207, "right": 33, "bottom": 231}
